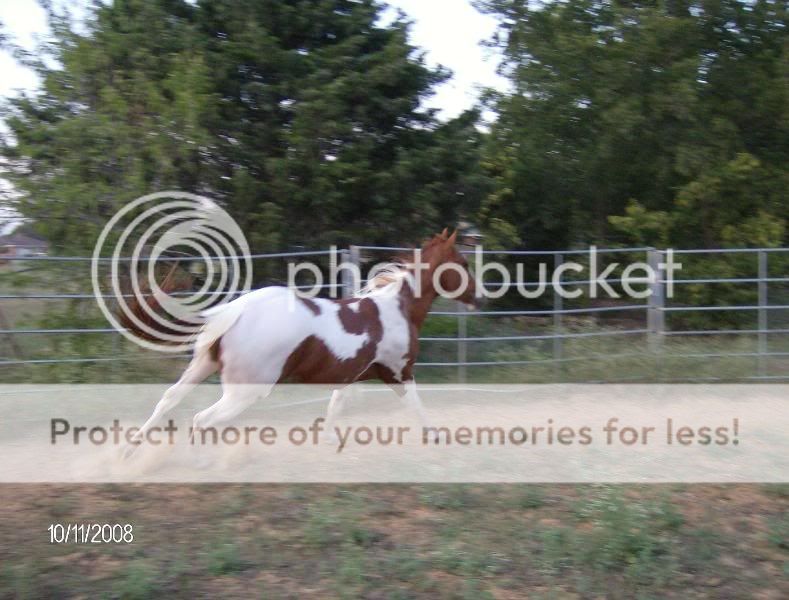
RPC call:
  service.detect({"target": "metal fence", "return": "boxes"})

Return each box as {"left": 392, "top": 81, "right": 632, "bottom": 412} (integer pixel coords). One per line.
{"left": 1, "top": 246, "right": 788, "bottom": 382}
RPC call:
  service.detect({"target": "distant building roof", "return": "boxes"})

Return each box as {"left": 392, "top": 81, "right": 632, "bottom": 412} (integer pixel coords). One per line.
{"left": 0, "top": 232, "right": 49, "bottom": 250}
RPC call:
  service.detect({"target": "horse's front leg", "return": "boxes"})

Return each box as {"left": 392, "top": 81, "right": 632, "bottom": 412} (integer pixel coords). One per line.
{"left": 379, "top": 371, "right": 437, "bottom": 442}
{"left": 400, "top": 379, "right": 438, "bottom": 442}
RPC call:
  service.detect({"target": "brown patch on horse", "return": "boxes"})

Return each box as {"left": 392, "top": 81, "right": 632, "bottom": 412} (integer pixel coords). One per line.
{"left": 208, "top": 337, "right": 223, "bottom": 368}
{"left": 374, "top": 365, "right": 408, "bottom": 395}
{"left": 337, "top": 298, "right": 382, "bottom": 340}
{"left": 278, "top": 335, "right": 368, "bottom": 384}
{"left": 299, "top": 297, "right": 321, "bottom": 316}
{"left": 278, "top": 298, "right": 384, "bottom": 384}
{"left": 278, "top": 229, "right": 463, "bottom": 386}
{"left": 353, "top": 291, "right": 418, "bottom": 386}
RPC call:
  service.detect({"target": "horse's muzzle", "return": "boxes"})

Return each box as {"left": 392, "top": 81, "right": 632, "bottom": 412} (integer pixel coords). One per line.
{"left": 465, "top": 296, "right": 486, "bottom": 311}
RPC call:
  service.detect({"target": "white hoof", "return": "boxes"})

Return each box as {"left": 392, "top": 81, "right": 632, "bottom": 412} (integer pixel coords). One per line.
{"left": 423, "top": 427, "right": 440, "bottom": 444}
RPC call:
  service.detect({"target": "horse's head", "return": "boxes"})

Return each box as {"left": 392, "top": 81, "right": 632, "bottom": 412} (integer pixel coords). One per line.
{"left": 423, "top": 229, "right": 479, "bottom": 308}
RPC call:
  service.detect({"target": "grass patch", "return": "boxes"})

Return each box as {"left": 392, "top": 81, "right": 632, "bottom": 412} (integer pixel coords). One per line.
{"left": 47, "top": 493, "right": 78, "bottom": 519}
{"left": 767, "top": 515, "right": 789, "bottom": 550}
{"left": 419, "top": 485, "right": 479, "bottom": 510}
{"left": 303, "top": 497, "right": 383, "bottom": 551}
{"left": 762, "top": 483, "right": 789, "bottom": 499}
{"left": 0, "top": 484, "right": 784, "bottom": 597}
{"left": 205, "top": 539, "right": 248, "bottom": 576}
{"left": 514, "top": 485, "right": 547, "bottom": 509}
{"left": 117, "top": 559, "right": 157, "bottom": 600}
{"left": 1, "top": 560, "right": 37, "bottom": 600}
{"left": 534, "top": 487, "right": 695, "bottom": 591}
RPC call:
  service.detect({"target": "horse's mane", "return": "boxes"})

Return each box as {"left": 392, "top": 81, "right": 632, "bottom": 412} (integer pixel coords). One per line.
{"left": 359, "top": 262, "right": 410, "bottom": 295}
{"left": 357, "top": 233, "right": 449, "bottom": 297}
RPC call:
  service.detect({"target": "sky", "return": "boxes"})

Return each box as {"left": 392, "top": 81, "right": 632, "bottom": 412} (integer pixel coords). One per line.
{"left": 0, "top": 0, "right": 508, "bottom": 120}
{"left": 382, "top": 0, "right": 508, "bottom": 118}
{"left": 0, "top": 0, "right": 47, "bottom": 97}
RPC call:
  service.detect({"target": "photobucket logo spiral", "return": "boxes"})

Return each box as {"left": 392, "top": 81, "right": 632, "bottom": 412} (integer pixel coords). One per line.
{"left": 91, "top": 191, "right": 253, "bottom": 352}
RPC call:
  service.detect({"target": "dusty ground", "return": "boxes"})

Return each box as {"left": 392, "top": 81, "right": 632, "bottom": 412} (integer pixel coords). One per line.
{"left": 0, "top": 484, "right": 786, "bottom": 598}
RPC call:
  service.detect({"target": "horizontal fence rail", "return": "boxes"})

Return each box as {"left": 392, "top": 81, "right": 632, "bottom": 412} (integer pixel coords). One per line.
{"left": 1, "top": 245, "right": 787, "bottom": 382}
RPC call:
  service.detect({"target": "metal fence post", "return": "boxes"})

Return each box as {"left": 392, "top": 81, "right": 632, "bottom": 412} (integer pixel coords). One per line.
{"left": 457, "top": 302, "right": 467, "bottom": 384}
{"left": 339, "top": 249, "right": 350, "bottom": 298}
{"left": 553, "top": 253, "right": 564, "bottom": 380}
{"left": 341, "top": 245, "right": 361, "bottom": 298}
{"left": 341, "top": 246, "right": 361, "bottom": 404}
{"left": 647, "top": 249, "right": 665, "bottom": 354}
{"left": 111, "top": 332, "right": 120, "bottom": 382}
{"left": 758, "top": 250, "right": 768, "bottom": 377}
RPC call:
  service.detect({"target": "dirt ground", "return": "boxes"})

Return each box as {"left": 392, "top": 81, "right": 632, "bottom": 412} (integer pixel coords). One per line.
{"left": 0, "top": 484, "right": 786, "bottom": 598}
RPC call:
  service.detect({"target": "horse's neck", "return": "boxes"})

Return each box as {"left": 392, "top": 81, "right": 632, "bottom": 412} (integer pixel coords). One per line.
{"left": 402, "top": 264, "right": 440, "bottom": 331}
{"left": 408, "top": 290, "right": 437, "bottom": 330}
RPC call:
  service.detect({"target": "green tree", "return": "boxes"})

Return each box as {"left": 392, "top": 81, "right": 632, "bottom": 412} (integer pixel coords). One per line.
{"left": 476, "top": 0, "right": 788, "bottom": 250}
{"left": 1, "top": 0, "right": 488, "bottom": 253}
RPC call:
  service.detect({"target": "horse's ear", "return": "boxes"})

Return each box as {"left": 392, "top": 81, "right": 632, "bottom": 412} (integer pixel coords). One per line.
{"left": 441, "top": 228, "right": 449, "bottom": 239}
{"left": 447, "top": 230, "right": 457, "bottom": 244}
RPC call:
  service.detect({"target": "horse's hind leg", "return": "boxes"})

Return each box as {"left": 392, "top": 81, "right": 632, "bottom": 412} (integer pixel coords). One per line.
{"left": 127, "top": 352, "right": 218, "bottom": 453}
{"left": 190, "top": 384, "right": 273, "bottom": 442}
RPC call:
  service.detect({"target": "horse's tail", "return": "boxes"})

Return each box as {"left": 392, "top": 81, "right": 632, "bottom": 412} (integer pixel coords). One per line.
{"left": 120, "top": 264, "right": 252, "bottom": 358}
{"left": 194, "top": 294, "right": 252, "bottom": 354}
{"left": 117, "top": 265, "right": 197, "bottom": 345}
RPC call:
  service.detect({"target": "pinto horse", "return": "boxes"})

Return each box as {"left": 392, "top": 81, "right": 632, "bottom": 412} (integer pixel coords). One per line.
{"left": 124, "top": 229, "right": 477, "bottom": 451}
